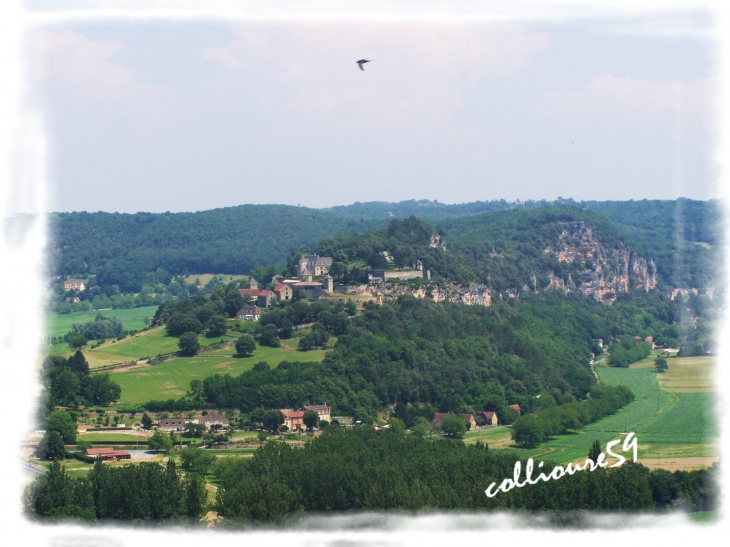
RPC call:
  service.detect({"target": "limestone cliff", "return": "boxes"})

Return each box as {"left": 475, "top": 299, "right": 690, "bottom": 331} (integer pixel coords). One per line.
{"left": 540, "top": 222, "right": 657, "bottom": 303}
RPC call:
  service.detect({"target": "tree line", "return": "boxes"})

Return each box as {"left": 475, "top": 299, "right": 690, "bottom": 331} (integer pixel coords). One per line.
{"left": 23, "top": 459, "right": 207, "bottom": 523}
{"left": 211, "top": 427, "right": 718, "bottom": 524}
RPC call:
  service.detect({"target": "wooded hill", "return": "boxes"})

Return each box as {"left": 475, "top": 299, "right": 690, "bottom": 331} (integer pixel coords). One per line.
{"left": 46, "top": 205, "right": 381, "bottom": 292}
{"left": 44, "top": 198, "right": 719, "bottom": 293}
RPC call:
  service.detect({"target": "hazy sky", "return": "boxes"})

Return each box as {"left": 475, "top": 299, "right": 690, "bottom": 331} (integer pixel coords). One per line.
{"left": 30, "top": 11, "right": 718, "bottom": 213}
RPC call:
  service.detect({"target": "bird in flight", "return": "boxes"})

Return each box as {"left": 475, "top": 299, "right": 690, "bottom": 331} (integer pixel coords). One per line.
{"left": 357, "top": 59, "right": 371, "bottom": 71}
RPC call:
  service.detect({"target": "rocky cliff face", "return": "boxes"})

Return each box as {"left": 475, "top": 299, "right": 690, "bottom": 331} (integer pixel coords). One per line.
{"left": 540, "top": 222, "right": 657, "bottom": 303}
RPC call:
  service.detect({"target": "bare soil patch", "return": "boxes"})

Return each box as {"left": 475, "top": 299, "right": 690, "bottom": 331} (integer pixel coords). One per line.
{"left": 639, "top": 457, "right": 719, "bottom": 471}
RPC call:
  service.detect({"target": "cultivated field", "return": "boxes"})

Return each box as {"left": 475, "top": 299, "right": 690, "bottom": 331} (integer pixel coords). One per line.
{"left": 631, "top": 355, "right": 715, "bottom": 393}
{"left": 44, "top": 306, "right": 159, "bottom": 337}
{"left": 112, "top": 344, "right": 330, "bottom": 405}
{"left": 468, "top": 363, "right": 718, "bottom": 470}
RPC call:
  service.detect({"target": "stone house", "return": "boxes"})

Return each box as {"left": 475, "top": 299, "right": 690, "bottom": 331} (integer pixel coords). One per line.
{"left": 237, "top": 305, "right": 260, "bottom": 321}
{"left": 292, "top": 281, "right": 324, "bottom": 299}
{"left": 281, "top": 409, "right": 305, "bottom": 432}
{"left": 304, "top": 404, "right": 331, "bottom": 423}
{"left": 297, "top": 255, "right": 333, "bottom": 280}
{"left": 274, "top": 283, "right": 294, "bottom": 302}
{"left": 475, "top": 411, "right": 498, "bottom": 427}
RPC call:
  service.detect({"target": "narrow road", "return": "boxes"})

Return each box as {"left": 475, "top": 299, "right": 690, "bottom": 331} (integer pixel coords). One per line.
{"left": 21, "top": 463, "right": 45, "bottom": 476}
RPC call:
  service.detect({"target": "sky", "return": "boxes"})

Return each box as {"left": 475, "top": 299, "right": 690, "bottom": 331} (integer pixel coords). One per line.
{"left": 27, "top": 10, "right": 718, "bottom": 213}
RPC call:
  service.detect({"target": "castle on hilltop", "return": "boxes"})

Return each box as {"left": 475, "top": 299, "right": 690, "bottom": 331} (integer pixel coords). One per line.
{"left": 297, "top": 254, "right": 333, "bottom": 281}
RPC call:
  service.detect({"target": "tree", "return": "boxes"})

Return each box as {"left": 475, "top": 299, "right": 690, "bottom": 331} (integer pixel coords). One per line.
{"left": 224, "top": 291, "right": 244, "bottom": 318}
{"left": 655, "top": 357, "right": 669, "bottom": 373}
{"left": 262, "top": 410, "right": 285, "bottom": 433}
{"left": 83, "top": 373, "right": 121, "bottom": 405}
{"left": 183, "top": 472, "right": 208, "bottom": 519}
{"left": 180, "top": 447, "right": 217, "bottom": 473}
{"left": 511, "top": 414, "right": 544, "bottom": 446}
{"left": 183, "top": 422, "right": 207, "bottom": 438}
{"left": 67, "top": 333, "right": 87, "bottom": 350}
{"left": 178, "top": 331, "right": 201, "bottom": 355}
{"left": 188, "top": 379, "right": 204, "bottom": 400}
{"left": 257, "top": 430, "right": 268, "bottom": 443}
{"left": 303, "top": 410, "right": 319, "bottom": 430}
{"left": 207, "top": 315, "right": 228, "bottom": 337}
{"left": 235, "top": 335, "right": 256, "bottom": 356}
{"left": 36, "top": 431, "right": 66, "bottom": 461}
{"left": 76, "top": 438, "right": 93, "bottom": 451}
{"left": 439, "top": 414, "right": 467, "bottom": 438}
{"left": 410, "top": 417, "right": 431, "bottom": 438}
{"left": 589, "top": 439, "right": 602, "bottom": 462}
{"left": 259, "top": 324, "right": 280, "bottom": 348}
{"left": 46, "top": 411, "right": 77, "bottom": 444}
{"left": 141, "top": 413, "right": 153, "bottom": 430}
{"left": 148, "top": 429, "right": 173, "bottom": 452}
{"left": 279, "top": 319, "right": 293, "bottom": 340}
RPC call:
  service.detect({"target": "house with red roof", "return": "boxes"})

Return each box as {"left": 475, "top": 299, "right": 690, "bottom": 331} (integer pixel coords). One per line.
{"left": 281, "top": 409, "right": 305, "bottom": 432}
{"left": 475, "top": 411, "right": 498, "bottom": 427}
{"left": 274, "top": 283, "right": 294, "bottom": 302}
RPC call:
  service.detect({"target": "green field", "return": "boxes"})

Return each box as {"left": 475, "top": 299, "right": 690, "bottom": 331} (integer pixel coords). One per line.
{"left": 44, "top": 326, "right": 236, "bottom": 368}
{"left": 76, "top": 432, "right": 150, "bottom": 443}
{"left": 464, "top": 364, "right": 718, "bottom": 468}
{"left": 112, "top": 344, "right": 330, "bottom": 405}
{"left": 44, "top": 306, "right": 159, "bottom": 337}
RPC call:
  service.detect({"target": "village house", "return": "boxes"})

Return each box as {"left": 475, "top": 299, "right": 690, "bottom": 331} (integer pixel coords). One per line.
{"left": 64, "top": 297, "right": 81, "bottom": 304}
{"left": 274, "top": 283, "right": 294, "bottom": 302}
{"left": 238, "top": 287, "right": 273, "bottom": 308}
{"left": 304, "top": 403, "right": 331, "bottom": 423}
{"left": 201, "top": 411, "right": 229, "bottom": 429}
{"left": 281, "top": 409, "right": 305, "bottom": 432}
{"left": 510, "top": 404, "right": 521, "bottom": 414}
{"left": 237, "top": 305, "right": 260, "bottom": 321}
{"left": 297, "top": 254, "right": 333, "bottom": 281}
{"left": 475, "top": 411, "right": 498, "bottom": 427}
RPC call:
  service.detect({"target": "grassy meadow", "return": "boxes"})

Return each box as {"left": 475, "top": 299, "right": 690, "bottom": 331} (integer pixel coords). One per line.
{"left": 44, "top": 306, "right": 159, "bottom": 337}
{"left": 43, "top": 326, "right": 236, "bottom": 368}
{"left": 112, "top": 343, "right": 331, "bottom": 405}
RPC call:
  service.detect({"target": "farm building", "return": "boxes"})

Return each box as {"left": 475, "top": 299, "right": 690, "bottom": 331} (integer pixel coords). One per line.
{"left": 85, "top": 447, "right": 131, "bottom": 461}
